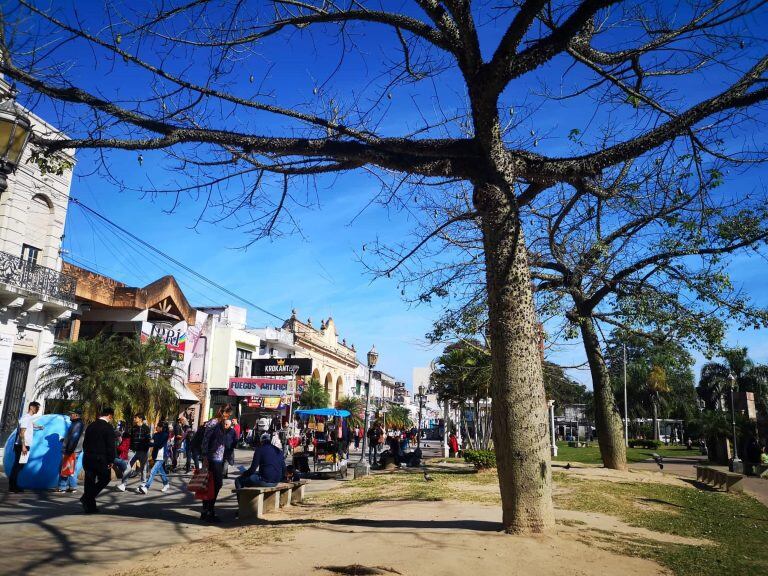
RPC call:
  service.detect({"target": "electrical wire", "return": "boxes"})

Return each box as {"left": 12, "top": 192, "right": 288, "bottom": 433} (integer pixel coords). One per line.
{"left": 67, "top": 197, "right": 286, "bottom": 324}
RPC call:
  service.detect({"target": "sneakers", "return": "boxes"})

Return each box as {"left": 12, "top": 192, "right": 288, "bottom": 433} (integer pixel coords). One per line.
{"left": 66, "top": 488, "right": 78, "bottom": 494}
{"left": 138, "top": 484, "right": 148, "bottom": 494}
{"left": 161, "top": 483, "right": 170, "bottom": 493}
{"left": 55, "top": 488, "right": 66, "bottom": 493}
{"left": 117, "top": 483, "right": 126, "bottom": 492}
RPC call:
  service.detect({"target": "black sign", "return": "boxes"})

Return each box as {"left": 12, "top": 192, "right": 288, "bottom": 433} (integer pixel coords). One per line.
{"left": 252, "top": 358, "right": 313, "bottom": 376}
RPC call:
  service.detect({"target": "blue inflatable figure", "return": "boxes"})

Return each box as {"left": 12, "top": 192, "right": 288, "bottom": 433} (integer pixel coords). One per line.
{"left": 3, "top": 413, "right": 84, "bottom": 490}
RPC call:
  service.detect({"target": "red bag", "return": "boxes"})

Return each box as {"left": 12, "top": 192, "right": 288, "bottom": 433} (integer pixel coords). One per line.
{"left": 60, "top": 453, "right": 76, "bottom": 477}
{"left": 190, "top": 471, "right": 214, "bottom": 500}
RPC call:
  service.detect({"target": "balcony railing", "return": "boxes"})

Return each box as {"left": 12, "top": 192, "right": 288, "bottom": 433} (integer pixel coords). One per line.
{"left": 0, "top": 250, "right": 77, "bottom": 304}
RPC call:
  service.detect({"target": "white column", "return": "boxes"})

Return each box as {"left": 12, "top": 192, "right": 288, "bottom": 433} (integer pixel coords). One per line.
{"left": 442, "top": 400, "right": 449, "bottom": 458}
{"left": 548, "top": 400, "right": 557, "bottom": 457}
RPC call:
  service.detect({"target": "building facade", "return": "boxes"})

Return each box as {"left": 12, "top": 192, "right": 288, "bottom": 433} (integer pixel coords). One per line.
{"left": 0, "top": 97, "right": 78, "bottom": 442}
{"left": 283, "top": 311, "right": 357, "bottom": 405}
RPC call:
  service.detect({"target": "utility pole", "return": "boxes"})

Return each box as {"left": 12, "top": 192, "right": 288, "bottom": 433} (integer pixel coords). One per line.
{"left": 623, "top": 344, "right": 629, "bottom": 448}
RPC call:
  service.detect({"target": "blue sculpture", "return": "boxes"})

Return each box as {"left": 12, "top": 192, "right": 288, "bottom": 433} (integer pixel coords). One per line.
{"left": 3, "top": 413, "right": 84, "bottom": 490}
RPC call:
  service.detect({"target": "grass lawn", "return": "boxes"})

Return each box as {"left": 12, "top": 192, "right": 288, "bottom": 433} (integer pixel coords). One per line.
{"left": 554, "top": 473, "right": 768, "bottom": 576}
{"left": 554, "top": 442, "right": 699, "bottom": 465}
{"left": 311, "top": 466, "right": 768, "bottom": 576}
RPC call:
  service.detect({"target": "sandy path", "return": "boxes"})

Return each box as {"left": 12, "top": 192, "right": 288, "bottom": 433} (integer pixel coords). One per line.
{"left": 110, "top": 499, "right": 673, "bottom": 576}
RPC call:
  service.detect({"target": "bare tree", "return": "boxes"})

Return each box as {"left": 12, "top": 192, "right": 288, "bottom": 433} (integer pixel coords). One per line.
{"left": 2, "top": 0, "right": 768, "bottom": 534}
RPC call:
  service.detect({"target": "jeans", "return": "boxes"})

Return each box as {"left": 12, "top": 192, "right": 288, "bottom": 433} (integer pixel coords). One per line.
{"left": 128, "top": 450, "right": 149, "bottom": 481}
{"left": 354, "top": 436, "right": 360, "bottom": 449}
{"left": 187, "top": 449, "right": 200, "bottom": 472}
{"left": 58, "top": 468, "right": 78, "bottom": 490}
{"left": 235, "top": 472, "right": 277, "bottom": 489}
{"left": 113, "top": 458, "right": 128, "bottom": 478}
{"left": 368, "top": 443, "right": 379, "bottom": 465}
{"left": 82, "top": 454, "right": 111, "bottom": 511}
{"left": 145, "top": 460, "right": 168, "bottom": 489}
{"left": 8, "top": 444, "right": 25, "bottom": 491}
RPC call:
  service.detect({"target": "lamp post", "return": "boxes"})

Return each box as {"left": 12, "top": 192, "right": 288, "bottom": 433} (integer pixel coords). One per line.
{"left": 548, "top": 400, "right": 557, "bottom": 457}
{"left": 728, "top": 373, "right": 741, "bottom": 472}
{"left": 354, "top": 345, "right": 378, "bottom": 478}
{"left": 416, "top": 384, "right": 426, "bottom": 449}
{"left": 0, "top": 88, "right": 32, "bottom": 194}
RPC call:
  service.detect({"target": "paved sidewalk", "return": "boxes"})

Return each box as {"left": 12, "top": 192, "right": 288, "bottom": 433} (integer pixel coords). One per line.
{"left": 0, "top": 448, "right": 343, "bottom": 576}
{"left": 629, "top": 455, "right": 768, "bottom": 507}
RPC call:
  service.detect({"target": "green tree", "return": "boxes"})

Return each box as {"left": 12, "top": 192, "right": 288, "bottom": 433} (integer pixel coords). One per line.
{"left": 9, "top": 0, "right": 768, "bottom": 535}
{"left": 37, "top": 335, "right": 124, "bottom": 421}
{"left": 385, "top": 405, "right": 413, "bottom": 430}
{"left": 121, "top": 336, "right": 181, "bottom": 422}
{"left": 430, "top": 342, "right": 493, "bottom": 450}
{"left": 542, "top": 362, "right": 589, "bottom": 416}
{"left": 698, "top": 347, "right": 768, "bottom": 415}
{"left": 299, "top": 377, "right": 331, "bottom": 409}
{"left": 337, "top": 395, "right": 364, "bottom": 429}
{"left": 36, "top": 335, "right": 180, "bottom": 422}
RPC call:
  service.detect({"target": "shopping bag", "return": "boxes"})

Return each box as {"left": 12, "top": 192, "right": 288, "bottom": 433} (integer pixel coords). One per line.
{"left": 60, "top": 453, "right": 77, "bottom": 477}
{"left": 187, "top": 468, "right": 209, "bottom": 493}
{"left": 193, "top": 472, "right": 215, "bottom": 500}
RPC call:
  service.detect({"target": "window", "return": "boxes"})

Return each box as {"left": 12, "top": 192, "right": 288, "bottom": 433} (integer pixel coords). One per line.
{"left": 235, "top": 348, "right": 252, "bottom": 377}
{"left": 21, "top": 244, "right": 41, "bottom": 266}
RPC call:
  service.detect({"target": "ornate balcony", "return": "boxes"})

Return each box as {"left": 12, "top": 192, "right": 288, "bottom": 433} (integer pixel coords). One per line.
{"left": 0, "top": 250, "right": 77, "bottom": 304}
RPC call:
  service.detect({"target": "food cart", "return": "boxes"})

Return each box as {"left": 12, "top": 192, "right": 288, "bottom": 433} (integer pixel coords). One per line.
{"left": 294, "top": 408, "right": 350, "bottom": 478}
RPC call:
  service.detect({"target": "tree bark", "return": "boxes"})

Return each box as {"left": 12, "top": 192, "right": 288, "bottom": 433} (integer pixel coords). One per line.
{"left": 476, "top": 182, "right": 554, "bottom": 534}
{"left": 578, "top": 317, "right": 628, "bottom": 471}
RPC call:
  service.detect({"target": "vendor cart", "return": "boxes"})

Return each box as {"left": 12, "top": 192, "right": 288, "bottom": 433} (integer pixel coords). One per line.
{"left": 295, "top": 408, "right": 351, "bottom": 479}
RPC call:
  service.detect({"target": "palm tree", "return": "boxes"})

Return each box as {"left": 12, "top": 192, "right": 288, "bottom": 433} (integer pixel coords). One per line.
{"left": 36, "top": 335, "right": 124, "bottom": 420}
{"left": 386, "top": 404, "right": 413, "bottom": 430}
{"left": 299, "top": 377, "right": 330, "bottom": 408}
{"left": 337, "top": 395, "right": 363, "bottom": 428}
{"left": 647, "top": 366, "right": 670, "bottom": 441}
{"left": 121, "top": 336, "right": 181, "bottom": 422}
{"left": 698, "top": 347, "right": 768, "bottom": 415}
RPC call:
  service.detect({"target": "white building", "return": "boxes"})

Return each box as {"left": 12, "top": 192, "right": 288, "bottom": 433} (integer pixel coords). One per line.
{"left": 0, "top": 85, "right": 78, "bottom": 442}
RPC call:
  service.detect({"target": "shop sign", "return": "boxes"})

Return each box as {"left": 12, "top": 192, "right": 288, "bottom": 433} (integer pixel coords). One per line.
{"left": 228, "top": 377, "right": 290, "bottom": 397}
{"left": 142, "top": 320, "right": 187, "bottom": 357}
{"left": 245, "top": 396, "right": 287, "bottom": 409}
{"left": 252, "top": 357, "right": 312, "bottom": 376}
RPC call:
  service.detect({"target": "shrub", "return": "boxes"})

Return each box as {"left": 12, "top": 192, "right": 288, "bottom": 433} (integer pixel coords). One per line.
{"left": 463, "top": 449, "right": 496, "bottom": 469}
{"left": 628, "top": 439, "right": 662, "bottom": 449}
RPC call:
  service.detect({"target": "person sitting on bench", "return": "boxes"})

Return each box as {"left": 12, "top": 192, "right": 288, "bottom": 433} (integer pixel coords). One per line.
{"left": 235, "top": 433, "right": 286, "bottom": 489}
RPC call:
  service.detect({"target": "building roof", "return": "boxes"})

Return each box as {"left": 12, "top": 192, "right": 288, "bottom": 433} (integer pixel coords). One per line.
{"left": 62, "top": 262, "right": 197, "bottom": 324}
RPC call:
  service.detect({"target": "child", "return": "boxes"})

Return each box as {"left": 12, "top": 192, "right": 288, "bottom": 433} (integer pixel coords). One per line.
{"left": 139, "top": 429, "right": 172, "bottom": 494}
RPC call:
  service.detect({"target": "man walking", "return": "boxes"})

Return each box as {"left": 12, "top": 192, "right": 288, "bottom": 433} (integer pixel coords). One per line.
{"left": 80, "top": 407, "right": 116, "bottom": 513}
{"left": 57, "top": 409, "right": 85, "bottom": 493}
{"left": 8, "top": 401, "right": 43, "bottom": 493}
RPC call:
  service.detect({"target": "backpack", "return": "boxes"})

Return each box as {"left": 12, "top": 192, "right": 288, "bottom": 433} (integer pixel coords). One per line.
{"left": 190, "top": 426, "right": 205, "bottom": 453}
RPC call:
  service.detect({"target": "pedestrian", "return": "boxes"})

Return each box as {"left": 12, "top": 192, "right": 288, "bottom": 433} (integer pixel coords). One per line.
{"left": 236, "top": 433, "right": 285, "bottom": 488}
{"left": 188, "top": 423, "right": 205, "bottom": 472}
{"left": 222, "top": 418, "right": 237, "bottom": 478}
{"left": 57, "top": 409, "right": 85, "bottom": 493}
{"left": 200, "top": 404, "right": 232, "bottom": 522}
{"left": 8, "top": 401, "right": 44, "bottom": 493}
{"left": 139, "top": 427, "right": 172, "bottom": 493}
{"left": 232, "top": 417, "right": 242, "bottom": 445}
{"left": 127, "top": 414, "right": 151, "bottom": 481}
{"left": 170, "top": 417, "right": 185, "bottom": 472}
{"left": 113, "top": 431, "right": 131, "bottom": 479}
{"left": 353, "top": 426, "right": 360, "bottom": 450}
{"left": 367, "top": 423, "right": 381, "bottom": 465}
{"left": 80, "top": 407, "right": 116, "bottom": 513}
{"left": 183, "top": 423, "right": 195, "bottom": 472}
{"left": 448, "top": 431, "right": 459, "bottom": 457}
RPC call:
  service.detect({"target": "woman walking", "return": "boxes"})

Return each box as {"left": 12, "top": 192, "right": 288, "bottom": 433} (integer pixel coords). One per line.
{"left": 200, "top": 405, "right": 232, "bottom": 522}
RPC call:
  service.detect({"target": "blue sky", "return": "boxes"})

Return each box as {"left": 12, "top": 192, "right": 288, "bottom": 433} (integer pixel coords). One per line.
{"left": 13, "top": 1, "right": 768, "bottom": 389}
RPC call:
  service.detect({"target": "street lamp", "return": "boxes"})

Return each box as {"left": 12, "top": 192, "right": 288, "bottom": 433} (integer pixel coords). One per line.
{"left": 728, "top": 373, "right": 741, "bottom": 471}
{"left": 416, "top": 384, "right": 426, "bottom": 449}
{"left": 354, "top": 345, "right": 378, "bottom": 478}
{"left": 0, "top": 89, "right": 32, "bottom": 193}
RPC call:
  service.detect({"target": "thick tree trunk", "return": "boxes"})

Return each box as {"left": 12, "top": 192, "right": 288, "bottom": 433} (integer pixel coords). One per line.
{"left": 579, "top": 317, "right": 628, "bottom": 470}
{"left": 477, "top": 183, "right": 554, "bottom": 534}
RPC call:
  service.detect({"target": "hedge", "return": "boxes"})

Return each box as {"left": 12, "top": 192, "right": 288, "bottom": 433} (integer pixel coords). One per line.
{"left": 463, "top": 449, "right": 496, "bottom": 469}
{"left": 628, "top": 439, "right": 662, "bottom": 449}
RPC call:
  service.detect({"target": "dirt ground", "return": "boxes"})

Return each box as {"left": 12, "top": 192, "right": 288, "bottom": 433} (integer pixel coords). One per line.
{"left": 107, "top": 492, "right": 688, "bottom": 576}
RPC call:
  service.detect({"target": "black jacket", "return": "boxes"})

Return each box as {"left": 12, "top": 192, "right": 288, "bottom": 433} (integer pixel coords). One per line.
{"left": 83, "top": 418, "right": 116, "bottom": 462}
{"left": 130, "top": 423, "right": 151, "bottom": 452}
{"left": 63, "top": 418, "right": 84, "bottom": 454}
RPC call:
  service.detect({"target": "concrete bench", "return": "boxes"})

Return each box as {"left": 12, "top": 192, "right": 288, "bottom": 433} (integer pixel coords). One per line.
{"left": 232, "top": 480, "right": 309, "bottom": 521}
{"left": 695, "top": 465, "right": 744, "bottom": 493}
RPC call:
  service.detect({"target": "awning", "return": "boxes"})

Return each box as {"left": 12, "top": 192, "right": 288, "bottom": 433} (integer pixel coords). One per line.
{"left": 171, "top": 380, "right": 200, "bottom": 403}
{"left": 295, "top": 408, "right": 350, "bottom": 418}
